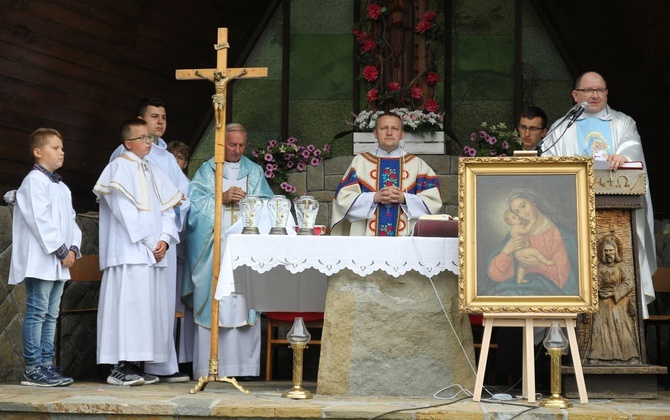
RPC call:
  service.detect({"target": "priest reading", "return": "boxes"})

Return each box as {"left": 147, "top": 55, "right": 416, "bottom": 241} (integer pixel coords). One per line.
{"left": 331, "top": 112, "right": 442, "bottom": 236}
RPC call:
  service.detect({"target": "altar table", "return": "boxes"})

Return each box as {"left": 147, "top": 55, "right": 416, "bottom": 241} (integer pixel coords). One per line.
{"left": 215, "top": 234, "right": 460, "bottom": 302}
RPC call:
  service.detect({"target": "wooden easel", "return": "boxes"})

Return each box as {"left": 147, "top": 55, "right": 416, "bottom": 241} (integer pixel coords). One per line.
{"left": 472, "top": 313, "right": 588, "bottom": 403}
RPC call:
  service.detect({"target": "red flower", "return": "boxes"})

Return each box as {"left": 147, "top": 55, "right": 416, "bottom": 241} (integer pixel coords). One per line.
{"left": 367, "top": 3, "right": 382, "bottom": 20}
{"left": 352, "top": 29, "right": 368, "bottom": 43}
{"left": 410, "top": 85, "right": 423, "bottom": 100}
{"left": 416, "top": 20, "right": 433, "bottom": 34}
{"left": 426, "top": 72, "right": 440, "bottom": 86}
{"left": 388, "top": 81, "right": 401, "bottom": 91}
{"left": 362, "top": 65, "right": 379, "bottom": 82}
{"left": 362, "top": 39, "right": 376, "bottom": 53}
{"left": 425, "top": 99, "right": 439, "bottom": 113}
{"left": 367, "top": 88, "right": 379, "bottom": 102}
{"left": 423, "top": 11, "right": 437, "bottom": 21}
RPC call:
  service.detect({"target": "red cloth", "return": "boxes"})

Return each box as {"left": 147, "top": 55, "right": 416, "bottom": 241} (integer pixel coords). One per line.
{"left": 265, "top": 312, "right": 324, "bottom": 322}
{"left": 469, "top": 314, "right": 483, "bottom": 325}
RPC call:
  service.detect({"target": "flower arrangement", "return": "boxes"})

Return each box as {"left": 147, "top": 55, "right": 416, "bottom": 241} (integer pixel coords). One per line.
{"left": 250, "top": 137, "right": 331, "bottom": 199}
{"left": 352, "top": 1, "right": 445, "bottom": 112}
{"left": 350, "top": 108, "right": 444, "bottom": 133}
{"left": 460, "top": 122, "right": 522, "bottom": 157}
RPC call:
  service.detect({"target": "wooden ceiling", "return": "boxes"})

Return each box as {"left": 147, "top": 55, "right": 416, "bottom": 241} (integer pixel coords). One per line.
{"left": 0, "top": 0, "right": 276, "bottom": 212}
{"left": 1, "top": 0, "right": 669, "bottom": 215}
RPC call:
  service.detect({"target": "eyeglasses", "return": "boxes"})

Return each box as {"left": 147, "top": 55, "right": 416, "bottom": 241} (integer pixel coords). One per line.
{"left": 126, "top": 134, "right": 155, "bottom": 144}
{"left": 517, "top": 125, "right": 544, "bottom": 133}
{"left": 575, "top": 88, "right": 608, "bottom": 95}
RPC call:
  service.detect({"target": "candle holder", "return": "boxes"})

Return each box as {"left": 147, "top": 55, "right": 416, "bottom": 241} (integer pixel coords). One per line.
{"left": 281, "top": 317, "right": 313, "bottom": 399}
{"left": 540, "top": 321, "right": 573, "bottom": 409}
{"left": 268, "top": 195, "right": 291, "bottom": 235}
{"left": 239, "top": 195, "right": 263, "bottom": 234}
{"left": 294, "top": 195, "right": 319, "bottom": 235}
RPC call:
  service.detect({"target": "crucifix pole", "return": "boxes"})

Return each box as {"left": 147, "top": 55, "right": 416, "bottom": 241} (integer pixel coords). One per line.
{"left": 176, "top": 27, "right": 268, "bottom": 394}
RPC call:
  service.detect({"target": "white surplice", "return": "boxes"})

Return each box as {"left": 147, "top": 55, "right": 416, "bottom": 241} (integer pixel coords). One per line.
{"left": 9, "top": 170, "right": 82, "bottom": 285}
{"left": 110, "top": 139, "right": 191, "bottom": 373}
{"left": 94, "top": 151, "right": 181, "bottom": 364}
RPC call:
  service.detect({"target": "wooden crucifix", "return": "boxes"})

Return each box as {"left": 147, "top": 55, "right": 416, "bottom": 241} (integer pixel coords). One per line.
{"left": 176, "top": 27, "right": 268, "bottom": 394}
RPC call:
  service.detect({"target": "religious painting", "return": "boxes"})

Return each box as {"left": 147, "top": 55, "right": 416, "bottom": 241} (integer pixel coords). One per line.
{"left": 458, "top": 156, "right": 598, "bottom": 313}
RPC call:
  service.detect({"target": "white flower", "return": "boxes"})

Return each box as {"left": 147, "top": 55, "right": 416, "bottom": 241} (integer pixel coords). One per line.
{"left": 351, "top": 108, "right": 444, "bottom": 132}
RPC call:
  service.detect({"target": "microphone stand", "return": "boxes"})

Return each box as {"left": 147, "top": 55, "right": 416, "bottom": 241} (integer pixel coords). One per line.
{"left": 536, "top": 106, "right": 580, "bottom": 156}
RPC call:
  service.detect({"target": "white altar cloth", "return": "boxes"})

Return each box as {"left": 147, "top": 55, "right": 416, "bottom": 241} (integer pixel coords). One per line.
{"left": 215, "top": 235, "right": 459, "bottom": 303}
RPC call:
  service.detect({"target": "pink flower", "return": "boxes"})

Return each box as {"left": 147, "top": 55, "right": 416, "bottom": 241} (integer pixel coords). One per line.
{"left": 423, "top": 11, "right": 437, "bottom": 21}
{"left": 490, "top": 150, "right": 497, "bottom": 156}
{"left": 286, "top": 137, "right": 297, "bottom": 145}
{"left": 301, "top": 149, "right": 311, "bottom": 159}
{"left": 367, "top": 88, "right": 379, "bottom": 102}
{"left": 307, "top": 144, "right": 315, "bottom": 152}
{"left": 410, "top": 85, "right": 423, "bottom": 100}
{"left": 425, "top": 99, "right": 439, "bottom": 113}
{"left": 502, "top": 141, "right": 509, "bottom": 149}
{"left": 265, "top": 169, "right": 275, "bottom": 178}
{"left": 310, "top": 157, "right": 321, "bottom": 166}
{"left": 426, "top": 72, "right": 440, "bottom": 86}
{"left": 388, "top": 81, "right": 401, "bottom": 91}
{"left": 367, "top": 3, "right": 382, "bottom": 20}
{"left": 362, "top": 65, "right": 379, "bottom": 82}
{"left": 416, "top": 20, "right": 433, "bottom": 34}
{"left": 252, "top": 150, "right": 260, "bottom": 158}
{"left": 264, "top": 153, "right": 273, "bottom": 162}
{"left": 313, "top": 149, "right": 322, "bottom": 157}
{"left": 296, "top": 162, "right": 306, "bottom": 171}
{"left": 323, "top": 144, "right": 331, "bottom": 152}
{"left": 286, "top": 161, "right": 295, "bottom": 169}
{"left": 470, "top": 132, "right": 477, "bottom": 141}
{"left": 268, "top": 139, "right": 278, "bottom": 147}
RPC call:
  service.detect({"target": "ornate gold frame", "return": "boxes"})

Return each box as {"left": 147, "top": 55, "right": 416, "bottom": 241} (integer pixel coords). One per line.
{"left": 458, "top": 156, "right": 598, "bottom": 313}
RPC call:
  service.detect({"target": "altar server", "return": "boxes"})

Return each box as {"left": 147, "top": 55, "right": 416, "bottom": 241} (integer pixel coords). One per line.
{"left": 94, "top": 119, "right": 182, "bottom": 386}
{"left": 9, "top": 128, "right": 82, "bottom": 387}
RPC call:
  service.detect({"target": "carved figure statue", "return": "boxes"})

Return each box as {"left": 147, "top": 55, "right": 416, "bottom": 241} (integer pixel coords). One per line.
{"left": 584, "top": 232, "right": 641, "bottom": 364}
{"left": 195, "top": 69, "right": 247, "bottom": 128}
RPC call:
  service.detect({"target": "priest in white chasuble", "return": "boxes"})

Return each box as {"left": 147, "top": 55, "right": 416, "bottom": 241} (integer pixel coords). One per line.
{"left": 542, "top": 71, "right": 656, "bottom": 316}
{"left": 94, "top": 119, "right": 182, "bottom": 384}
{"left": 184, "top": 123, "right": 273, "bottom": 379}
{"left": 331, "top": 112, "right": 442, "bottom": 236}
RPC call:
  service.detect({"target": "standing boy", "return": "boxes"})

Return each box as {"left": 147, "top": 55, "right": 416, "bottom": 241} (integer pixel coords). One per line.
{"left": 9, "top": 128, "right": 82, "bottom": 387}
{"left": 94, "top": 119, "right": 182, "bottom": 385}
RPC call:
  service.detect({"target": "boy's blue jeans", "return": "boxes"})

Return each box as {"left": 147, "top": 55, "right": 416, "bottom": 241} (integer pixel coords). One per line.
{"left": 22, "top": 278, "right": 65, "bottom": 368}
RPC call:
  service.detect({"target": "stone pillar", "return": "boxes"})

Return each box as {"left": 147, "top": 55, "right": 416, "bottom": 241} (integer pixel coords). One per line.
{"left": 317, "top": 269, "right": 476, "bottom": 397}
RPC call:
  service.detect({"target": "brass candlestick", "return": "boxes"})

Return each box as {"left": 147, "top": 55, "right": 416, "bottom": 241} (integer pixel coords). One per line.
{"left": 539, "top": 321, "right": 572, "bottom": 409}
{"left": 281, "top": 317, "right": 313, "bottom": 399}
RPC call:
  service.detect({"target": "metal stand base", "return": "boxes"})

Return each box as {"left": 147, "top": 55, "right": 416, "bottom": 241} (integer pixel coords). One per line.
{"left": 190, "top": 374, "right": 250, "bottom": 394}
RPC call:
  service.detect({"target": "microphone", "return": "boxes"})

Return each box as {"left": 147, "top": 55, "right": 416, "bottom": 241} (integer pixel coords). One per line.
{"left": 566, "top": 101, "right": 588, "bottom": 128}
{"left": 537, "top": 101, "right": 588, "bottom": 154}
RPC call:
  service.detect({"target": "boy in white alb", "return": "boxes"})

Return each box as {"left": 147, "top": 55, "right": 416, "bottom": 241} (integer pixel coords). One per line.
{"left": 94, "top": 119, "right": 182, "bottom": 386}
{"left": 9, "top": 128, "right": 82, "bottom": 387}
